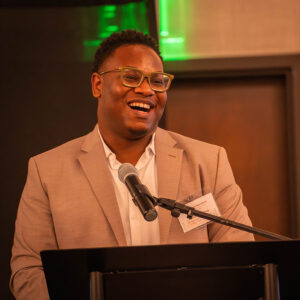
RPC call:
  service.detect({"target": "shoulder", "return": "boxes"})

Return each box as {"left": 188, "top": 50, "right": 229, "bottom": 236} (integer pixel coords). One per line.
{"left": 30, "top": 127, "right": 98, "bottom": 171}
{"left": 156, "top": 127, "right": 223, "bottom": 161}
{"left": 33, "top": 135, "right": 85, "bottom": 163}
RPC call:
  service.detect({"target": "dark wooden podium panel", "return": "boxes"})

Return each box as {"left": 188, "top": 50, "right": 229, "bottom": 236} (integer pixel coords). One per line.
{"left": 165, "top": 75, "right": 290, "bottom": 240}
{"left": 104, "top": 266, "right": 264, "bottom": 300}
{"left": 41, "top": 240, "right": 300, "bottom": 300}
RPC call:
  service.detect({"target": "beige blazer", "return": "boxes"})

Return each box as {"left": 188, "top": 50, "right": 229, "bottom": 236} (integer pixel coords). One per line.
{"left": 10, "top": 126, "right": 254, "bottom": 299}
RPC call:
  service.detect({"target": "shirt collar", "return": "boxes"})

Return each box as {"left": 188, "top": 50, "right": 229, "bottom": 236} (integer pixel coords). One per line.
{"left": 97, "top": 125, "right": 156, "bottom": 170}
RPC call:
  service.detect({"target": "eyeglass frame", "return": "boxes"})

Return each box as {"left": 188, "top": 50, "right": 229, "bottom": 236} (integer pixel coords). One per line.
{"left": 97, "top": 66, "right": 174, "bottom": 92}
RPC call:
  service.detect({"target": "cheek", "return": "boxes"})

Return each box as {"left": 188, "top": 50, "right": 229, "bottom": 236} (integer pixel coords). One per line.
{"left": 101, "top": 85, "right": 130, "bottom": 111}
{"left": 103, "top": 85, "right": 122, "bottom": 102}
{"left": 158, "top": 93, "right": 167, "bottom": 108}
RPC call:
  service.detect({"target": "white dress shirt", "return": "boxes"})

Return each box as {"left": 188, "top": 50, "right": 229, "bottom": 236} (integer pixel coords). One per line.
{"left": 97, "top": 126, "right": 160, "bottom": 246}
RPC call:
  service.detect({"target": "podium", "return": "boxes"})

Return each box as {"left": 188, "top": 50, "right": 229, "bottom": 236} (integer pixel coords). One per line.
{"left": 41, "top": 240, "right": 300, "bottom": 300}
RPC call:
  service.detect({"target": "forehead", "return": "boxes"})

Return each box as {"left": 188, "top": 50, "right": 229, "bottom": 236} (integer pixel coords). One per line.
{"left": 102, "top": 44, "right": 163, "bottom": 72}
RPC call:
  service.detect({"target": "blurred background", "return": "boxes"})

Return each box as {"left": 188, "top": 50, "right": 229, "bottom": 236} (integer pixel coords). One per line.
{"left": 1, "top": 0, "right": 300, "bottom": 298}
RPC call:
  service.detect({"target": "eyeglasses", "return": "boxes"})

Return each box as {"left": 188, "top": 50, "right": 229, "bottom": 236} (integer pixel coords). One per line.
{"left": 98, "top": 67, "right": 174, "bottom": 92}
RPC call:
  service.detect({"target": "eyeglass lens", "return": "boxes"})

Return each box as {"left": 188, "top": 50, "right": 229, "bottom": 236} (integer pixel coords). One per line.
{"left": 121, "top": 68, "right": 170, "bottom": 91}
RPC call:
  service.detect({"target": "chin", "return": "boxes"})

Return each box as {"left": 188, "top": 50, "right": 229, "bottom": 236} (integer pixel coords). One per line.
{"left": 127, "top": 125, "right": 155, "bottom": 139}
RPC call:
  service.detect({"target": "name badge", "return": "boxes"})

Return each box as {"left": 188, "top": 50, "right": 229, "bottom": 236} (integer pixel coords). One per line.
{"left": 178, "top": 193, "right": 221, "bottom": 233}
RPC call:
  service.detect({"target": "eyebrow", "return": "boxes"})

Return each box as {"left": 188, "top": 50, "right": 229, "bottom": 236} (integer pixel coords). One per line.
{"left": 123, "top": 66, "right": 164, "bottom": 72}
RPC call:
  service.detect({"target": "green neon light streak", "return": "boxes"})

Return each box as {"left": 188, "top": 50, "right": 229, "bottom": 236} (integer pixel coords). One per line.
{"left": 159, "top": 0, "right": 169, "bottom": 36}
{"left": 158, "top": 0, "right": 191, "bottom": 61}
{"left": 160, "top": 37, "right": 185, "bottom": 44}
{"left": 104, "top": 5, "right": 116, "bottom": 12}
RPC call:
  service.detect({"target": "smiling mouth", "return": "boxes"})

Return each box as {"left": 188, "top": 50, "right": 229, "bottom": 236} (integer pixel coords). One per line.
{"left": 128, "top": 102, "right": 153, "bottom": 113}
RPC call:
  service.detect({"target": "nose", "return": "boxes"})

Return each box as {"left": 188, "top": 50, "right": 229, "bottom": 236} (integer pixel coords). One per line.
{"left": 134, "top": 77, "right": 155, "bottom": 96}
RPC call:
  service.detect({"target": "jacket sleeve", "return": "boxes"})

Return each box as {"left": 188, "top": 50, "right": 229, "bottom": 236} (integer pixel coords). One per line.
{"left": 208, "top": 147, "right": 255, "bottom": 242}
{"left": 10, "top": 157, "right": 58, "bottom": 300}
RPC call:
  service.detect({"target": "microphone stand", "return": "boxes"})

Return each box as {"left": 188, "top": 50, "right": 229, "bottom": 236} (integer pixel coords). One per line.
{"left": 124, "top": 194, "right": 289, "bottom": 300}
{"left": 149, "top": 196, "right": 292, "bottom": 241}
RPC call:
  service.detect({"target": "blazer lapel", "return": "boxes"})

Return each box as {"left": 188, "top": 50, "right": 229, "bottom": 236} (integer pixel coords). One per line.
{"left": 155, "top": 128, "right": 183, "bottom": 244}
{"left": 77, "top": 126, "right": 127, "bottom": 246}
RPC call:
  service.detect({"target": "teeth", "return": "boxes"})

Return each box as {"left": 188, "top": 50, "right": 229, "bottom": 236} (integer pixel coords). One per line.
{"left": 129, "top": 102, "right": 151, "bottom": 110}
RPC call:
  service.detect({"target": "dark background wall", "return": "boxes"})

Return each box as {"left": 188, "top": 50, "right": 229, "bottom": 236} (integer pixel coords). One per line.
{"left": 1, "top": 6, "right": 99, "bottom": 300}
{"left": 165, "top": 74, "right": 292, "bottom": 240}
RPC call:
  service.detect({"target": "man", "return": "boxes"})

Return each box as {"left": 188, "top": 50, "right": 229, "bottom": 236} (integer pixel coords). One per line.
{"left": 10, "top": 30, "right": 254, "bottom": 299}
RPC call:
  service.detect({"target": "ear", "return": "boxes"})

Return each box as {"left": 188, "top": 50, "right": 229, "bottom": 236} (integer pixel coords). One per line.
{"left": 91, "top": 72, "right": 102, "bottom": 98}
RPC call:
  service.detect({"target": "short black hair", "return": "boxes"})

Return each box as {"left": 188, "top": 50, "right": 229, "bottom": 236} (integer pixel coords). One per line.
{"left": 92, "top": 29, "right": 162, "bottom": 73}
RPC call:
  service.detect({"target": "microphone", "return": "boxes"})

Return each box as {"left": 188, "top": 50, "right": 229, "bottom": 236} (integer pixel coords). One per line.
{"left": 118, "top": 163, "right": 158, "bottom": 222}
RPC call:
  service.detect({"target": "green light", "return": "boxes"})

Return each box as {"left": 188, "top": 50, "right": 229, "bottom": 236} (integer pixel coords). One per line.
{"left": 160, "top": 37, "right": 184, "bottom": 44}
{"left": 82, "top": 0, "right": 192, "bottom": 62}
{"left": 160, "top": 30, "right": 169, "bottom": 37}
{"left": 83, "top": 40, "right": 101, "bottom": 47}
{"left": 158, "top": 0, "right": 191, "bottom": 61}
{"left": 99, "top": 32, "right": 112, "bottom": 39}
{"left": 102, "top": 12, "right": 116, "bottom": 18}
{"left": 106, "top": 25, "right": 119, "bottom": 31}
{"left": 104, "top": 5, "right": 117, "bottom": 12}
{"left": 159, "top": 0, "right": 169, "bottom": 37}
{"left": 83, "top": 1, "right": 149, "bottom": 62}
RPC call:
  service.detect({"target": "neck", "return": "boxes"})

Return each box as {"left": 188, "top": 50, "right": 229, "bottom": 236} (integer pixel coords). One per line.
{"left": 99, "top": 128, "right": 154, "bottom": 166}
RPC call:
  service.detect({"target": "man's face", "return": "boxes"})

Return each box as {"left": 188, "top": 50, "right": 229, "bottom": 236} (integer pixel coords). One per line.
{"left": 92, "top": 44, "right": 167, "bottom": 141}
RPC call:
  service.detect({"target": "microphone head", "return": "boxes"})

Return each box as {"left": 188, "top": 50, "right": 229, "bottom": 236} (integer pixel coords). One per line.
{"left": 118, "top": 163, "right": 138, "bottom": 183}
